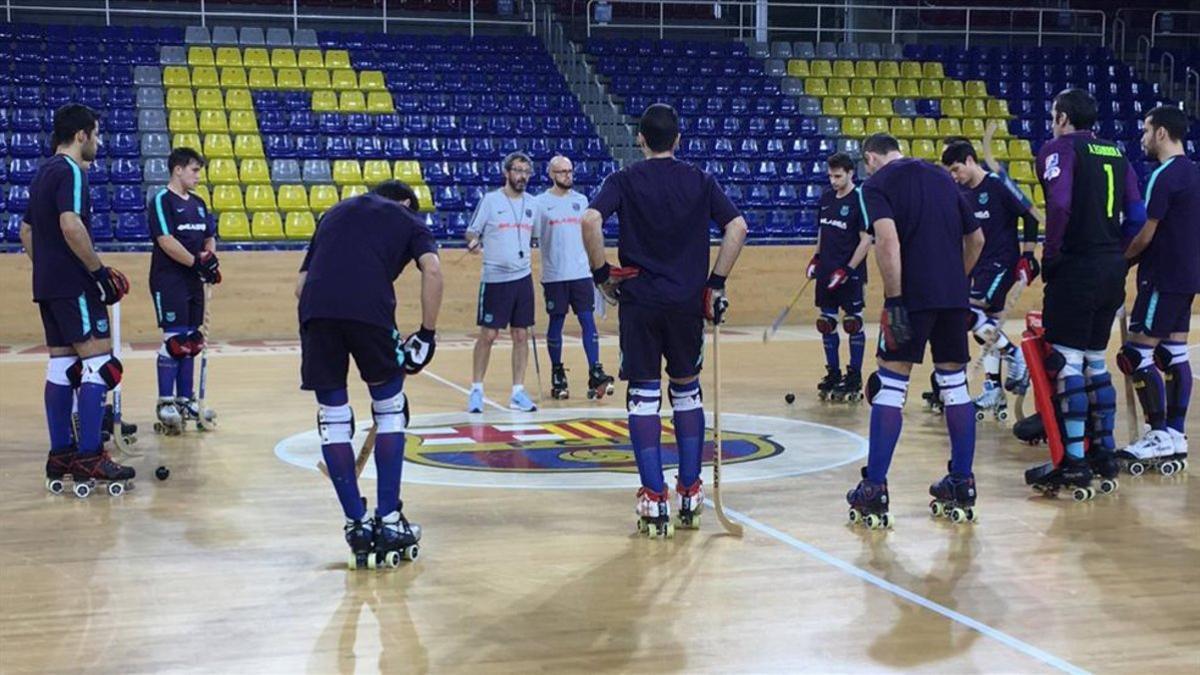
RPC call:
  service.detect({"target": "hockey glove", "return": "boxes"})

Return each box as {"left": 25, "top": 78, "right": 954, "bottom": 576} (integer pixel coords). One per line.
{"left": 92, "top": 266, "right": 130, "bottom": 305}
{"left": 827, "top": 266, "right": 851, "bottom": 290}
{"left": 592, "top": 262, "right": 640, "bottom": 306}
{"left": 702, "top": 273, "right": 729, "bottom": 324}
{"left": 1014, "top": 252, "right": 1040, "bottom": 285}
{"left": 402, "top": 326, "right": 437, "bottom": 375}
{"left": 805, "top": 254, "right": 820, "bottom": 280}
{"left": 193, "top": 251, "right": 222, "bottom": 285}
{"left": 880, "top": 296, "right": 912, "bottom": 351}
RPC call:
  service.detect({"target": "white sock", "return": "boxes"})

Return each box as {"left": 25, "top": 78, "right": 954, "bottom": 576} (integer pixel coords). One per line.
{"left": 471, "top": 382, "right": 483, "bottom": 393}
{"left": 512, "top": 384, "right": 525, "bottom": 395}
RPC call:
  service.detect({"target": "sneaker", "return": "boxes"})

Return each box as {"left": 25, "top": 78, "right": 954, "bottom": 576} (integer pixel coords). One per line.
{"left": 466, "top": 389, "right": 484, "bottom": 414}
{"left": 509, "top": 388, "right": 537, "bottom": 412}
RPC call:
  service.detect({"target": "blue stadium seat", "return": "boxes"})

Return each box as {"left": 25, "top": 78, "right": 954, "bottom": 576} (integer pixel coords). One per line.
{"left": 451, "top": 162, "right": 481, "bottom": 185}
{"left": 0, "top": 158, "right": 7, "bottom": 183}
{"left": 346, "top": 113, "right": 373, "bottom": 135}
{"left": 325, "top": 135, "right": 353, "bottom": 159}
{"left": 90, "top": 186, "right": 112, "bottom": 213}
{"left": 253, "top": 91, "right": 283, "bottom": 110}
{"left": 382, "top": 136, "right": 410, "bottom": 156}
{"left": 9, "top": 157, "right": 38, "bottom": 184}
{"left": 295, "top": 135, "right": 323, "bottom": 159}
{"left": 90, "top": 213, "right": 114, "bottom": 242}
{"left": 318, "top": 113, "right": 346, "bottom": 135}
{"left": 469, "top": 137, "right": 495, "bottom": 158}
{"left": 10, "top": 132, "right": 42, "bottom": 157}
{"left": 7, "top": 185, "right": 31, "bottom": 213}
{"left": 413, "top": 137, "right": 440, "bottom": 158}
{"left": 87, "top": 158, "right": 109, "bottom": 185}
{"left": 423, "top": 162, "right": 451, "bottom": 185}
{"left": 354, "top": 136, "right": 383, "bottom": 160}
{"left": 259, "top": 111, "right": 288, "bottom": 134}
{"left": 112, "top": 185, "right": 143, "bottom": 213}
{"left": 11, "top": 107, "right": 43, "bottom": 132}
{"left": 442, "top": 137, "right": 469, "bottom": 160}
{"left": 108, "top": 108, "right": 138, "bottom": 133}
{"left": 5, "top": 214, "right": 22, "bottom": 242}
{"left": 110, "top": 158, "right": 142, "bottom": 184}
{"left": 115, "top": 212, "right": 147, "bottom": 241}
{"left": 375, "top": 114, "right": 402, "bottom": 136}
{"left": 463, "top": 186, "right": 486, "bottom": 211}
{"left": 265, "top": 134, "right": 297, "bottom": 158}
{"left": 435, "top": 185, "right": 464, "bottom": 210}
{"left": 108, "top": 133, "right": 140, "bottom": 158}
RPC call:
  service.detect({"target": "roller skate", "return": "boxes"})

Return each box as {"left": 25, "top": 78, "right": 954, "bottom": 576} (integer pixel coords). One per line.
{"left": 1002, "top": 347, "right": 1030, "bottom": 395}
{"left": 179, "top": 397, "right": 217, "bottom": 429}
{"left": 830, "top": 366, "right": 863, "bottom": 402}
{"left": 635, "top": 486, "right": 674, "bottom": 538}
{"left": 1086, "top": 447, "right": 1120, "bottom": 495}
{"left": 550, "top": 364, "right": 570, "bottom": 400}
{"left": 1116, "top": 429, "right": 1182, "bottom": 476}
{"left": 587, "top": 363, "right": 615, "bottom": 400}
{"left": 68, "top": 451, "right": 135, "bottom": 498}
{"left": 817, "top": 366, "right": 842, "bottom": 401}
{"left": 846, "top": 467, "right": 891, "bottom": 529}
{"left": 345, "top": 514, "right": 376, "bottom": 570}
{"left": 1025, "top": 454, "right": 1096, "bottom": 501}
{"left": 675, "top": 478, "right": 703, "bottom": 529}
{"left": 1168, "top": 428, "right": 1189, "bottom": 472}
{"left": 374, "top": 503, "right": 421, "bottom": 566}
{"left": 928, "top": 463, "right": 978, "bottom": 523}
{"left": 153, "top": 399, "right": 184, "bottom": 436}
{"left": 101, "top": 404, "right": 138, "bottom": 446}
{"left": 45, "top": 446, "right": 76, "bottom": 495}
{"left": 973, "top": 380, "right": 1009, "bottom": 422}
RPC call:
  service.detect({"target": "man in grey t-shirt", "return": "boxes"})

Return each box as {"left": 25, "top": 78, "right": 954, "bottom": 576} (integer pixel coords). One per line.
{"left": 465, "top": 151, "right": 538, "bottom": 413}
{"left": 534, "top": 156, "right": 614, "bottom": 401}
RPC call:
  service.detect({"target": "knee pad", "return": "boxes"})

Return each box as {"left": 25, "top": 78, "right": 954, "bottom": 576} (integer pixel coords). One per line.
{"left": 972, "top": 317, "right": 998, "bottom": 344}
{"left": 1116, "top": 343, "right": 1151, "bottom": 375}
{"left": 627, "top": 381, "right": 662, "bottom": 416}
{"left": 867, "top": 370, "right": 907, "bottom": 408}
{"left": 46, "top": 356, "right": 79, "bottom": 387}
{"left": 1084, "top": 350, "right": 1108, "bottom": 379}
{"left": 842, "top": 313, "right": 863, "bottom": 334}
{"left": 668, "top": 380, "right": 702, "bottom": 412}
{"left": 317, "top": 403, "right": 355, "bottom": 444}
{"left": 969, "top": 306, "right": 989, "bottom": 333}
{"left": 1153, "top": 343, "right": 1174, "bottom": 371}
{"left": 816, "top": 314, "right": 837, "bottom": 335}
{"left": 1044, "top": 349, "right": 1068, "bottom": 380}
{"left": 1051, "top": 345, "right": 1084, "bottom": 378}
{"left": 934, "top": 368, "right": 970, "bottom": 406}
{"left": 187, "top": 330, "right": 206, "bottom": 355}
{"left": 161, "top": 332, "right": 192, "bottom": 360}
{"left": 81, "top": 354, "right": 123, "bottom": 390}
{"left": 371, "top": 391, "right": 410, "bottom": 434}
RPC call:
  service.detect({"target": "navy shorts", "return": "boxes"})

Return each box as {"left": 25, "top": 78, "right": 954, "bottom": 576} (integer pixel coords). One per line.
{"left": 970, "top": 260, "right": 1017, "bottom": 314}
{"left": 300, "top": 318, "right": 404, "bottom": 391}
{"left": 477, "top": 275, "right": 535, "bottom": 329}
{"left": 876, "top": 308, "right": 972, "bottom": 364}
{"left": 815, "top": 277, "right": 865, "bottom": 315}
{"left": 152, "top": 283, "right": 205, "bottom": 329}
{"left": 618, "top": 303, "right": 705, "bottom": 381}
{"left": 38, "top": 294, "right": 111, "bottom": 348}
{"left": 1042, "top": 254, "right": 1126, "bottom": 351}
{"left": 542, "top": 278, "right": 595, "bottom": 316}
{"left": 1130, "top": 282, "right": 1193, "bottom": 339}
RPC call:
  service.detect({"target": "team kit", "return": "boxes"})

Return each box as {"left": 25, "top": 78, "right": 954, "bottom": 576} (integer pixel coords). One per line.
{"left": 20, "top": 91, "right": 1197, "bottom": 564}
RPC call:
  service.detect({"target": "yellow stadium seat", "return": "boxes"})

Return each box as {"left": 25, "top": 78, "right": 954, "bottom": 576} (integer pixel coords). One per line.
{"left": 1008, "top": 139, "right": 1033, "bottom": 160}
{"left": 234, "top": 134, "right": 265, "bottom": 159}
{"left": 251, "top": 211, "right": 285, "bottom": 239}
{"left": 220, "top": 67, "right": 248, "bottom": 89}
{"left": 277, "top": 185, "right": 310, "bottom": 212}
{"left": 225, "top": 89, "right": 253, "bottom": 111}
{"left": 325, "top": 49, "right": 351, "bottom": 69}
{"left": 942, "top": 80, "right": 964, "bottom": 99}
{"left": 276, "top": 68, "right": 304, "bottom": 89}
{"left": 900, "top": 61, "right": 922, "bottom": 79}
{"left": 989, "top": 119, "right": 1011, "bottom": 138}
{"left": 962, "top": 118, "right": 986, "bottom": 137}
{"left": 310, "top": 185, "right": 339, "bottom": 213}
{"left": 243, "top": 47, "right": 270, "bottom": 68}
{"left": 217, "top": 212, "right": 251, "bottom": 240}
{"left": 1033, "top": 184, "right": 1045, "bottom": 209}
{"left": 874, "top": 78, "right": 897, "bottom": 97}
{"left": 271, "top": 48, "right": 297, "bottom": 69}
{"left": 332, "top": 159, "right": 363, "bottom": 185}
{"left": 304, "top": 68, "right": 331, "bottom": 90}
{"left": 166, "top": 88, "right": 195, "bottom": 110}
{"left": 215, "top": 46, "right": 242, "bottom": 67}
{"left": 822, "top": 97, "right": 846, "bottom": 117}
{"left": 922, "top": 62, "right": 944, "bottom": 79}
{"left": 341, "top": 184, "right": 367, "bottom": 200}
{"left": 869, "top": 98, "right": 893, "bottom": 117}
{"left": 1019, "top": 183, "right": 1034, "bottom": 204}
{"left": 311, "top": 90, "right": 338, "bottom": 112}
{"left": 877, "top": 61, "right": 900, "bottom": 78}
{"left": 169, "top": 110, "right": 198, "bottom": 133}
{"left": 988, "top": 139, "right": 1009, "bottom": 161}
{"left": 890, "top": 117, "right": 914, "bottom": 138}
{"left": 358, "top": 70, "right": 387, "bottom": 91}
{"left": 248, "top": 67, "right": 276, "bottom": 89}
{"left": 207, "top": 158, "right": 239, "bottom": 185}
{"left": 911, "top": 139, "right": 938, "bottom": 161}
{"left": 339, "top": 91, "right": 366, "bottom": 112}
{"left": 987, "top": 99, "right": 1012, "bottom": 118}
{"left": 855, "top": 61, "right": 878, "bottom": 79}
{"left": 393, "top": 160, "right": 422, "bottom": 183}
{"left": 195, "top": 88, "right": 223, "bottom": 110}
{"left": 787, "top": 59, "right": 809, "bottom": 78}
{"left": 199, "top": 110, "right": 228, "bottom": 133}
{"left": 919, "top": 80, "right": 943, "bottom": 98}
{"left": 192, "top": 66, "right": 219, "bottom": 87}
{"left": 833, "top": 60, "right": 855, "bottom": 78}
{"left": 865, "top": 117, "right": 890, "bottom": 135}
{"left": 827, "top": 78, "right": 851, "bottom": 97}
{"left": 913, "top": 117, "right": 938, "bottom": 139}
{"left": 850, "top": 79, "right": 874, "bottom": 96}
{"left": 245, "top": 185, "right": 277, "bottom": 212}
{"left": 202, "top": 133, "right": 234, "bottom": 159}
{"left": 896, "top": 80, "right": 920, "bottom": 98}
{"left": 965, "top": 80, "right": 989, "bottom": 98}
{"left": 212, "top": 185, "right": 245, "bottom": 212}
{"left": 285, "top": 211, "right": 316, "bottom": 240}
{"left": 172, "top": 133, "right": 201, "bottom": 150}
{"left": 366, "top": 91, "right": 394, "bottom": 113}
{"left": 842, "top": 117, "right": 866, "bottom": 138}
{"left": 846, "top": 97, "right": 870, "bottom": 117}
{"left": 896, "top": 139, "right": 911, "bottom": 156}
{"left": 187, "top": 46, "right": 215, "bottom": 66}
{"left": 942, "top": 98, "right": 965, "bottom": 118}
{"left": 809, "top": 60, "right": 833, "bottom": 78}
{"left": 229, "top": 110, "right": 258, "bottom": 133}
{"left": 937, "top": 118, "right": 963, "bottom": 138}
{"left": 1010, "top": 161, "right": 1035, "bottom": 184}
{"left": 240, "top": 158, "right": 271, "bottom": 185}
{"left": 163, "top": 66, "right": 191, "bottom": 87}
{"left": 298, "top": 49, "right": 325, "bottom": 69}
{"left": 413, "top": 184, "right": 434, "bottom": 212}
{"left": 331, "top": 69, "right": 358, "bottom": 90}
{"left": 804, "top": 78, "right": 828, "bottom": 97}
{"left": 190, "top": 184, "right": 211, "bottom": 204}
{"left": 362, "top": 160, "right": 392, "bottom": 186}
{"left": 963, "top": 99, "right": 987, "bottom": 118}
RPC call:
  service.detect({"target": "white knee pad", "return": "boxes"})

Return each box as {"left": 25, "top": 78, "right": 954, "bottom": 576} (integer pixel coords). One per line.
{"left": 1084, "top": 349, "right": 1108, "bottom": 378}
{"left": 1165, "top": 342, "right": 1189, "bottom": 367}
{"left": 935, "top": 368, "right": 970, "bottom": 406}
{"left": 868, "top": 371, "right": 909, "bottom": 408}
{"left": 371, "top": 390, "right": 409, "bottom": 434}
{"left": 969, "top": 307, "right": 990, "bottom": 334}
{"left": 669, "top": 383, "right": 702, "bottom": 412}
{"left": 46, "top": 356, "right": 77, "bottom": 386}
{"left": 318, "top": 404, "right": 354, "bottom": 444}
{"left": 627, "top": 385, "right": 662, "bottom": 417}
{"left": 1053, "top": 345, "right": 1085, "bottom": 379}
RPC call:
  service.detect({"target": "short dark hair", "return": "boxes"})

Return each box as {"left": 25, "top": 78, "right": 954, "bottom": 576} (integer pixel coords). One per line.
{"left": 941, "top": 135, "right": 969, "bottom": 148}
{"left": 940, "top": 140, "right": 978, "bottom": 167}
{"left": 639, "top": 103, "right": 680, "bottom": 153}
{"left": 863, "top": 133, "right": 901, "bottom": 156}
{"left": 372, "top": 179, "right": 420, "bottom": 211}
{"left": 1053, "top": 88, "right": 1098, "bottom": 130}
{"left": 826, "top": 153, "right": 855, "bottom": 173}
{"left": 168, "top": 147, "right": 206, "bottom": 173}
{"left": 502, "top": 151, "right": 532, "bottom": 172}
{"left": 1145, "top": 105, "right": 1189, "bottom": 142}
{"left": 52, "top": 104, "right": 99, "bottom": 147}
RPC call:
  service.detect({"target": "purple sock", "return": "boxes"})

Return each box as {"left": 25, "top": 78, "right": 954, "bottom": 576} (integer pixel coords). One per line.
{"left": 176, "top": 355, "right": 195, "bottom": 399}
{"left": 317, "top": 388, "right": 365, "bottom": 520}
{"left": 848, "top": 331, "right": 865, "bottom": 370}
{"left": 628, "top": 381, "right": 665, "bottom": 492}
{"left": 369, "top": 377, "right": 407, "bottom": 516}
{"left": 546, "top": 313, "right": 565, "bottom": 366}
{"left": 669, "top": 380, "right": 704, "bottom": 488}
{"left": 157, "top": 353, "right": 179, "bottom": 398}
{"left": 935, "top": 368, "right": 976, "bottom": 476}
{"left": 822, "top": 332, "right": 841, "bottom": 371}
{"left": 578, "top": 311, "right": 600, "bottom": 366}
{"left": 866, "top": 367, "right": 908, "bottom": 483}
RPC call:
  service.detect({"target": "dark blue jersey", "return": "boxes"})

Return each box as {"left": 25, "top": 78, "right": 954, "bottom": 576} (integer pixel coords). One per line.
{"left": 816, "top": 186, "right": 869, "bottom": 283}
{"left": 962, "top": 172, "right": 1030, "bottom": 268}
{"left": 589, "top": 157, "right": 740, "bottom": 314}
{"left": 26, "top": 155, "right": 93, "bottom": 301}
{"left": 298, "top": 193, "right": 438, "bottom": 329}
{"left": 148, "top": 188, "right": 215, "bottom": 290}
{"left": 1140, "top": 155, "right": 1200, "bottom": 294}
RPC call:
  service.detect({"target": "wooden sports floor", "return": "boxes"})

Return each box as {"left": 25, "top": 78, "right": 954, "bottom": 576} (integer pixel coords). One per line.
{"left": 1, "top": 321, "right": 1197, "bottom": 674}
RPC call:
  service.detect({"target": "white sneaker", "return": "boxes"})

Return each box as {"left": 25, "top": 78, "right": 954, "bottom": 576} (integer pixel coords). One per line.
{"left": 1118, "top": 429, "right": 1175, "bottom": 460}
{"left": 1167, "top": 428, "right": 1189, "bottom": 456}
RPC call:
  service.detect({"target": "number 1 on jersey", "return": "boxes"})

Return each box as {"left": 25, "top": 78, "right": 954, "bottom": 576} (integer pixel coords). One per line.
{"left": 1103, "top": 163, "right": 1115, "bottom": 218}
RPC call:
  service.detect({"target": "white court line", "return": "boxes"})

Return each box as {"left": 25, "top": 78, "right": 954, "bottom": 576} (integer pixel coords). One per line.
{"left": 419, "top": 437, "right": 475, "bottom": 446}
{"left": 419, "top": 369, "right": 509, "bottom": 412}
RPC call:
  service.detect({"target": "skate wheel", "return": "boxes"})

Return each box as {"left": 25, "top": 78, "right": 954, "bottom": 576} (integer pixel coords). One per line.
{"left": 586, "top": 390, "right": 596, "bottom": 400}
{"left": 606, "top": 385, "right": 615, "bottom": 395}
{"left": 949, "top": 508, "right": 966, "bottom": 524}
{"left": 965, "top": 507, "right": 978, "bottom": 523}
{"left": 1128, "top": 461, "right": 1145, "bottom": 477}
{"left": 153, "top": 423, "right": 164, "bottom": 434}
{"left": 848, "top": 508, "right": 860, "bottom": 524}
{"left": 74, "top": 482, "right": 92, "bottom": 499}
{"left": 636, "top": 519, "right": 646, "bottom": 533}
{"left": 864, "top": 514, "right": 881, "bottom": 529}
{"left": 46, "top": 478, "right": 64, "bottom": 495}
{"left": 125, "top": 436, "right": 138, "bottom": 445}
{"left": 997, "top": 410, "right": 1009, "bottom": 422}
{"left": 880, "top": 513, "right": 893, "bottom": 529}
{"left": 107, "top": 482, "right": 124, "bottom": 497}
{"left": 348, "top": 552, "right": 358, "bottom": 570}
{"left": 1071, "top": 487, "right": 1089, "bottom": 502}
{"left": 664, "top": 523, "right": 675, "bottom": 539}
{"left": 1180, "top": 459, "right": 1188, "bottom": 471}
{"left": 929, "top": 500, "right": 944, "bottom": 517}
{"left": 403, "top": 544, "right": 419, "bottom": 561}
{"left": 1160, "top": 461, "right": 1176, "bottom": 477}
{"left": 1099, "top": 478, "right": 1118, "bottom": 494}
{"left": 975, "top": 410, "right": 986, "bottom": 421}
{"left": 383, "top": 550, "right": 401, "bottom": 568}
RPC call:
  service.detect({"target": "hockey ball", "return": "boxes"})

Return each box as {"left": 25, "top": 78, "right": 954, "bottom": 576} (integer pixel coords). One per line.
{"left": 155, "top": 466, "right": 170, "bottom": 481}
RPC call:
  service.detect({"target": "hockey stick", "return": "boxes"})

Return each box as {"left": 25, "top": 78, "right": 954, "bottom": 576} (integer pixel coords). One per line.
{"left": 529, "top": 328, "right": 545, "bottom": 403}
{"left": 196, "top": 283, "right": 216, "bottom": 431}
{"left": 1117, "top": 306, "right": 1140, "bottom": 445}
{"left": 110, "top": 301, "right": 140, "bottom": 458}
{"left": 318, "top": 425, "right": 378, "bottom": 479}
{"left": 763, "top": 277, "right": 814, "bottom": 342}
{"left": 711, "top": 323, "right": 744, "bottom": 537}
{"left": 968, "top": 278, "right": 1027, "bottom": 378}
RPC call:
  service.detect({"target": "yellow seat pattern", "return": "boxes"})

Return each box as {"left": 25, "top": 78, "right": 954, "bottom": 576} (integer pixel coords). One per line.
{"left": 787, "top": 60, "right": 809, "bottom": 78}
{"left": 203, "top": 133, "right": 234, "bottom": 159}
{"left": 367, "top": 91, "right": 394, "bottom": 113}
{"left": 339, "top": 91, "right": 366, "bottom": 112}
{"left": 207, "top": 158, "right": 240, "bottom": 185}
{"left": 943, "top": 80, "right": 965, "bottom": 98}
{"left": 965, "top": 80, "right": 989, "bottom": 98}
{"left": 220, "top": 67, "right": 248, "bottom": 89}
{"left": 166, "top": 88, "right": 195, "bottom": 110}
{"left": 251, "top": 212, "right": 285, "bottom": 239}
{"left": 809, "top": 60, "right": 832, "bottom": 78}
{"left": 963, "top": 99, "right": 987, "bottom": 118}
{"left": 1034, "top": 184, "right": 1045, "bottom": 209}
{"left": 362, "top": 160, "right": 392, "bottom": 186}
{"left": 359, "top": 71, "right": 387, "bottom": 91}
{"left": 215, "top": 47, "right": 242, "bottom": 67}
{"left": 225, "top": 89, "right": 254, "bottom": 111}
{"left": 827, "top": 78, "right": 851, "bottom": 97}
{"left": 234, "top": 134, "right": 265, "bottom": 159}
{"left": 874, "top": 79, "right": 897, "bottom": 97}
{"left": 331, "top": 69, "right": 358, "bottom": 90}
{"left": 938, "top": 118, "right": 963, "bottom": 138}
{"left": 1009, "top": 139, "right": 1033, "bottom": 160}
{"left": 850, "top": 79, "right": 874, "bottom": 96}
{"left": 822, "top": 97, "right": 846, "bottom": 117}
{"left": 276, "top": 68, "right": 304, "bottom": 89}
{"left": 305, "top": 69, "right": 331, "bottom": 90}
{"left": 864, "top": 117, "right": 889, "bottom": 135}
{"left": 199, "top": 110, "right": 228, "bottom": 133}
{"left": 192, "top": 66, "right": 219, "bottom": 88}
{"left": 890, "top": 117, "right": 914, "bottom": 138}
{"left": 240, "top": 159, "right": 271, "bottom": 185}
{"left": 212, "top": 185, "right": 245, "bottom": 212}
{"left": 989, "top": 139, "right": 1009, "bottom": 161}
{"left": 271, "top": 48, "right": 297, "bottom": 69}
{"left": 218, "top": 212, "right": 251, "bottom": 240}
{"left": 187, "top": 46, "right": 215, "bottom": 67}
{"left": 911, "top": 139, "right": 938, "bottom": 161}
{"left": 195, "top": 88, "right": 224, "bottom": 110}
{"left": 832, "top": 60, "right": 855, "bottom": 78}
{"left": 919, "top": 80, "right": 943, "bottom": 98}
{"left": 310, "top": 185, "right": 339, "bottom": 213}
{"left": 285, "top": 211, "right": 316, "bottom": 240}
{"left": 987, "top": 99, "right": 1012, "bottom": 118}
{"left": 169, "top": 110, "right": 198, "bottom": 133}
{"left": 243, "top": 48, "right": 270, "bottom": 68}
{"left": 896, "top": 80, "right": 920, "bottom": 98}
{"left": 878, "top": 61, "right": 900, "bottom": 78}
{"left": 325, "top": 50, "right": 351, "bottom": 70}
{"left": 869, "top": 98, "right": 893, "bottom": 117}
{"left": 842, "top": 117, "right": 865, "bottom": 137}
{"left": 846, "top": 97, "right": 870, "bottom": 117}
{"left": 332, "top": 159, "right": 363, "bottom": 185}
{"left": 162, "top": 66, "right": 191, "bottom": 87}
{"left": 413, "top": 185, "right": 434, "bottom": 212}
{"left": 341, "top": 184, "right": 368, "bottom": 200}
{"left": 896, "top": 139, "right": 911, "bottom": 156}
{"left": 913, "top": 117, "right": 938, "bottom": 139}
{"left": 190, "top": 184, "right": 212, "bottom": 204}
{"left": 172, "top": 133, "right": 201, "bottom": 150}
{"left": 312, "top": 90, "right": 338, "bottom": 112}
{"left": 245, "top": 185, "right": 277, "bottom": 212}
{"left": 942, "top": 98, "right": 965, "bottom": 118}
{"left": 962, "top": 118, "right": 986, "bottom": 137}
{"left": 855, "top": 61, "right": 878, "bottom": 79}
{"left": 248, "top": 67, "right": 276, "bottom": 89}
{"left": 1010, "top": 161, "right": 1035, "bottom": 184}
{"left": 990, "top": 120, "right": 1011, "bottom": 138}
{"left": 278, "top": 185, "right": 310, "bottom": 212}
{"left": 900, "top": 61, "right": 922, "bottom": 79}
{"left": 804, "top": 78, "right": 827, "bottom": 97}
{"left": 298, "top": 49, "right": 325, "bottom": 69}
{"left": 922, "top": 62, "right": 944, "bottom": 79}
{"left": 393, "top": 160, "right": 423, "bottom": 184}
{"left": 229, "top": 110, "right": 258, "bottom": 133}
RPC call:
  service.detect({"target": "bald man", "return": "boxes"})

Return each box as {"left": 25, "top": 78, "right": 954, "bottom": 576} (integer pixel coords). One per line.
{"left": 534, "top": 156, "right": 614, "bottom": 400}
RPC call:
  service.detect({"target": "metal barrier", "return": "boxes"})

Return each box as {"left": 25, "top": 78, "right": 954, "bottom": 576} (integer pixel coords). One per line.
{"left": 1186, "top": 67, "right": 1199, "bottom": 114}
{"left": 2, "top": 0, "right": 539, "bottom": 37}
{"left": 1160, "top": 50, "right": 1177, "bottom": 100}
{"left": 1150, "top": 10, "right": 1200, "bottom": 46}
{"left": 585, "top": 1, "right": 1106, "bottom": 46}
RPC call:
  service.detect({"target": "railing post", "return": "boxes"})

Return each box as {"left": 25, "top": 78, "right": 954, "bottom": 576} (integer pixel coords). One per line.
{"left": 105, "top": 0, "right": 111, "bottom": 26}
{"left": 200, "top": 0, "right": 206, "bottom": 27}
{"left": 470, "top": 0, "right": 475, "bottom": 38}
{"left": 1036, "top": 10, "right": 1043, "bottom": 47}
{"left": 659, "top": 1, "right": 664, "bottom": 40}
{"left": 965, "top": 9, "right": 971, "bottom": 49}
{"left": 816, "top": 5, "right": 821, "bottom": 45}
{"left": 1098, "top": 13, "right": 1106, "bottom": 47}
{"left": 1161, "top": 51, "right": 1176, "bottom": 99}
{"left": 293, "top": 0, "right": 298, "bottom": 32}
{"left": 890, "top": 7, "right": 896, "bottom": 44}
{"left": 382, "top": 0, "right": 387, "bottom": 33}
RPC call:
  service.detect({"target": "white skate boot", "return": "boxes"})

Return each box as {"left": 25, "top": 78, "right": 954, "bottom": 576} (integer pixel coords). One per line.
{"left": 154, "top": 399, "right": 184, "bottom": 436}
{"left": 1116, "top": 429, "right": 1180, "bottom": 476}
{"left": 1003, "top": 346, "right": 1029, "bottom": 394}
{"left": 1167, "top": 428, "right": 1189, "bottom": 472}
{"left": 973, "top": 380, "right": 1008, "bottom": 421}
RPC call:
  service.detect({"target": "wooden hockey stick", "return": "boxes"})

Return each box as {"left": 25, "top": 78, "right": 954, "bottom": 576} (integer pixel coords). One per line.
{"left": 318, "top": 425, "right": 378, "bottom": 479}
{"left": 1117, "top": 306, "right": 1141, "bottom": 445}
{"left": 110, "top": 301, "right": 141, "bottom": 458}
{"left": 196, "top": 284, "right": 216, "bottom": 431}
{"left": 711, "top": 324, "right": 744, "bottom": 537}
{"left": 763, "top": 277, "right": 813, "bottom": 342}
{"left": 968, "top": 278, "right": 1027, "bottom": 378}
